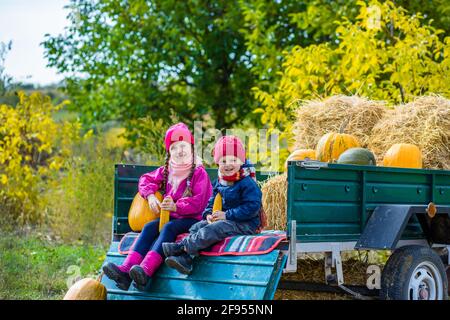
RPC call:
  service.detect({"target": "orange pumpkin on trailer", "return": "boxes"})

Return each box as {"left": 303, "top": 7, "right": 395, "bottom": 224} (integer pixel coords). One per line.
{"left": 383, "top": 143, "right": 423, "bottom": 169}
{"left": 285, "top": 149, "right": 316, "bottom": 169}
{"left": 316, "top": 132, "right": 361, "bottom": 163}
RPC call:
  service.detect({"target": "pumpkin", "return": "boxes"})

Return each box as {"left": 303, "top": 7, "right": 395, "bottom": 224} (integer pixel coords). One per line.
{"left": 63, "top": 277, "right": 106, "bottom": 300}
{"left": 285, "top": 149, "right": 316, "bottom": 169}
{"left": 337, "top": 148, "right": 376, "bottom": 166}
{"left": 383, "top": 143, "right": 422, "bottom": 168}
{"left": 316, "top": 132, "right": 361, "bottom": 162}
{"left": 128, "top": 191, "right": 163, "bottom": 232}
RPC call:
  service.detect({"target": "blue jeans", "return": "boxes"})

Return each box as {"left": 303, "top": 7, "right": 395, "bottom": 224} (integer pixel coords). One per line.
{"left": 133, "top": 218, "right": 198, "bottom": 257}
{"left": 180, "top": 220, "right": 256, "bottom": 256}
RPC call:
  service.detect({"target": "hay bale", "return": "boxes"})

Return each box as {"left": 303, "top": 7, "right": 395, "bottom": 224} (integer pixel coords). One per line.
{"left": 293, "top": 95, "right": 386, "bottom": 150}
{"left": 261, "top": 174, "right": 287, "bottom": 230}
{"left": 368, "top": 95, "right": 450, "bottom": 169}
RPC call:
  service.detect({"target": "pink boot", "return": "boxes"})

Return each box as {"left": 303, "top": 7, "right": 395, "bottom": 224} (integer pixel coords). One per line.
{"left": 129, "top": 251, "right": 163, "bottom": 290}
{"left": 117, "top": 251, "right": 143, "bottom": 273}
{"left": 141, "top": 251, "right": 163, "bottom": 277}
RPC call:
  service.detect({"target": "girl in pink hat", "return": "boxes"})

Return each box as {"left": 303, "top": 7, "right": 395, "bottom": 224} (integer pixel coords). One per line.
{"left": 103, "top": 123, "right": 212, "bottom": 290}
{"left": 162, "top": 135, "right": 263, "bottom": 275}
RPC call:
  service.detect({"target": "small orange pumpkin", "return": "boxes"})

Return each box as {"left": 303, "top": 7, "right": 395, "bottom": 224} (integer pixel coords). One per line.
{"left": 285, "top": 149, "right": 316, "bottom": 169}
{"left": 316, "top": 132, "right": 361, "bottom": 162}
{"left": 63, "top": 277, "right": 107, "bottom": 300}
{"left": 128, "top": 191, "right": 163, "bottom": 232}
{"left": 383, "top": 143, "right": 422, "bottom": 169}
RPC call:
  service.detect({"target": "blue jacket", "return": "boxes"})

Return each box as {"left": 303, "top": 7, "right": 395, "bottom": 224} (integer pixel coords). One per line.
{"left": 202, "top": 176, "right": 262, "bottom": 231}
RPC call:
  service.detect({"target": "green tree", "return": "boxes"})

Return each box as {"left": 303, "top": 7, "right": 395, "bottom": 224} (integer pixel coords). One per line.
{"left": 44, "top": 0, "right": 261, "bottom": 130}
{"left": 44, "top": 0, "right": 450, "bottom": 138}
{"left": 239, "top": 0, "right": 361, "bottom": 94}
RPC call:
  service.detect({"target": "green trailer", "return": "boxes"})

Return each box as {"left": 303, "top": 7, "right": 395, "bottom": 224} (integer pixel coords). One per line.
{"left": 284, "top": 160, "right": 450, "bottom": 300}
{"left": 102, "top": 161, "right": 450, "bottom": 300}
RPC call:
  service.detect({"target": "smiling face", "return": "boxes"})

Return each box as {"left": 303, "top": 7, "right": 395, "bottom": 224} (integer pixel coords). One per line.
{"left": 169, "top": 141, "right": 193, "bottom": 164}
{"left": 218, "top": 155, "right": 243, "bottom": 176}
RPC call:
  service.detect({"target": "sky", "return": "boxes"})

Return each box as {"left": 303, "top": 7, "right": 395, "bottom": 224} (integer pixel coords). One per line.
{"left": 0, "top": 0, "right": 70, "bottom": 86}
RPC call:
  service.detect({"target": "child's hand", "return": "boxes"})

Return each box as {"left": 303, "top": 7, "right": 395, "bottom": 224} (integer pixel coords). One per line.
{"left": 160, "top": 196, "right": 177, "bottom": 212}
{"left": 147, "top": 194, "right": 161, "bottom": 213}
{"left": 206, "top": 214, "right": 214, "bottom": 224}
{"left": 212, "top": 211, "right": 226, "bottom": 222}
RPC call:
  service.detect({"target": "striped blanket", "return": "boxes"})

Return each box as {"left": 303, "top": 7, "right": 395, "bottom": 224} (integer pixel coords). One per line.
{"left": 118, "top": 230, "right": 286, "bottom": 256}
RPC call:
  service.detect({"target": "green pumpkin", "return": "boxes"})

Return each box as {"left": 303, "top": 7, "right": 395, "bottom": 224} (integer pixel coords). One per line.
{"left": 337, "top": 148, "right": 376, "bottom": 166}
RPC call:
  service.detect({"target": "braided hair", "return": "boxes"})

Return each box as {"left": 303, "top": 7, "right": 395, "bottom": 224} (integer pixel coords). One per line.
{"left": 160, "top": 143, "right": 196, "bottom": 197}
{"left": 160, "top": 152, "right": 170, "bottom": 195}
{"left": 182, "top": 144, "right": 196, "bottom": 197}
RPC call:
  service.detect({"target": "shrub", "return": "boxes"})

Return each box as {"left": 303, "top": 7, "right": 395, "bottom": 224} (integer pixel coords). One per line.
{"left": 123, "top": 116, "right": 167, "bottom": 164}
{"left": 0, "top": 91, "right": 81, "bottom": 225}
{"left": 46, "top": 132, "right": 121, "bottom": 245}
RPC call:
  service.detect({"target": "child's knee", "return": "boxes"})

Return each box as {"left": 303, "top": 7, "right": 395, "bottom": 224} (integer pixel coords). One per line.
{"left": 189, "top": 220, "right": 208, "bottom": 233}
{"left": 160, "top": 221, "right": 177, "bottom": 234}
{"left": 160, "top": 220, "right": 188, "bottom": 237}
{"left": 207, "top": 220, "right": 239, "bottom": 236}
{"left": 142, "top": 219, "right": 159, "bottom": 234}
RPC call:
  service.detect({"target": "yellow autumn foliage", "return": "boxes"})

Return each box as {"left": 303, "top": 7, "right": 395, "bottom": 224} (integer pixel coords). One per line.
{"left": 0, "top": 91, "right": 83, "bottom": 224}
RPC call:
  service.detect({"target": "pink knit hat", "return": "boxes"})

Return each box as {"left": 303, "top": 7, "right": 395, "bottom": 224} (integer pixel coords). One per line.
{"left": 213, "top": 135, "right": 246, "bottom": 164}
{"left": 164, "top": 122, "right": 194, "bottom": 151}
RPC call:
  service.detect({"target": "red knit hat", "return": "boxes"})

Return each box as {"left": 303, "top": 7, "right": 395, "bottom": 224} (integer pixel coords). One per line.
{"left": 213, "top": 135, "right": 246, "bottom": 164}
{"left": 164, "top": 122, "right": 194, "bottom": 151}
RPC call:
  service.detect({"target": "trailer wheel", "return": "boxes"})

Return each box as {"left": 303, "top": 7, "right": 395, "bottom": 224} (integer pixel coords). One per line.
{"left": 447, "top": 267, "right": 450, "bottom": 295}
{"left": 380, "top": 245, "right": 448, "bottom": 300}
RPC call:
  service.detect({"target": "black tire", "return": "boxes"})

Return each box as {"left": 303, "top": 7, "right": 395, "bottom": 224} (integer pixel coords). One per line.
{"left": 380, "top": 245, "right": 448, "bottom": 300}
{"left": 447, "top": 267, "right": 450, "bottom": 295}
{"left": 380, "top": 246, "right": 409, "bottom": 295}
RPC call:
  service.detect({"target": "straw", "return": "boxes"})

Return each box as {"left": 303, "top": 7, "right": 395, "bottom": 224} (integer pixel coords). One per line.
{"left": 368, "top": 95, "right": 450, "bottom": 169}
{"left": 292, "top": 95, "right": 386, "bottom": 150}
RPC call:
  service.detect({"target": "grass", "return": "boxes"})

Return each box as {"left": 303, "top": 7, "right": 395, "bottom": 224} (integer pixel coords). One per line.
{"left": 0, "top": 228, "right": 107, "bottom": 300}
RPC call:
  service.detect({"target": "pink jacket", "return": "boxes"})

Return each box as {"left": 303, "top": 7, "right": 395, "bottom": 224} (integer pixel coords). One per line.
{"left": 138, "top": 165, "right": 212, "bottom": 220}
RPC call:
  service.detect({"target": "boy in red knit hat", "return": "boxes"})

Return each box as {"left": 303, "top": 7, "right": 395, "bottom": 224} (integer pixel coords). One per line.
{"left": 162, "top": 135, "right": 263, "bottom": 275}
